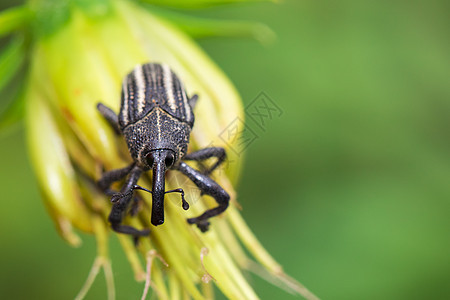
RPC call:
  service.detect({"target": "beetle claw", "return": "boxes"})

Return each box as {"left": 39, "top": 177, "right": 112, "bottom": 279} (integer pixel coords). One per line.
{"left": 187, "top": 218, "right": 210, "bottom": 232}
{"left": 197, "top": 221, "right": 210, "bottom": 232}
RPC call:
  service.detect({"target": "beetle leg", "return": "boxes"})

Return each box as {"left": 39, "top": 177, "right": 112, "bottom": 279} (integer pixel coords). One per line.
{"left": 98, "top": 163, "right": 145, "bottom": 218}
{"left": 189, "top": 94, "right": 198, "bottom": 109}
{"left": 97, "top": 103, "right": 121, "bottom": 134}
{"left": 176, "top": 161, "right": 230, "bottom": 232}
{"left": 183, "top": 147, "right": 226, "bottom": 175}
{"left": 98, "top": 163, "right": 135, "bottom": 195}
{"left": 108, "top": 166, "right": 150, "bottom": 237}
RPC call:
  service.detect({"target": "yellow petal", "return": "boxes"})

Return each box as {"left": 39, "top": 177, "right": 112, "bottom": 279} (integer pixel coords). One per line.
{"left": 25, "top": 68, "right": 93, "bottom": 236}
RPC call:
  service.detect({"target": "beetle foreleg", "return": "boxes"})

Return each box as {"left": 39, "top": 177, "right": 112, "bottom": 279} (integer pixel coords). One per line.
{"left": 183, "top": 147, "right": 226, "bottom": 175}
{"left": 176, "top": 161, "right": 230, "bottom": 232}
{"left": 98, "top": 163, "right": 135, "bottom": 195}
{"left": 97, "top": 103, "right": 121, "bottom": 134}
{"left": 108, "top": 166, "right": 150, "bottom": 237}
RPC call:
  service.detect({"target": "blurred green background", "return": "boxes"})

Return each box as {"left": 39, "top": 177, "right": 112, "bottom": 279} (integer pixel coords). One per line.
{"left": 1, "top": 0, "right": 450, "bottom": 299}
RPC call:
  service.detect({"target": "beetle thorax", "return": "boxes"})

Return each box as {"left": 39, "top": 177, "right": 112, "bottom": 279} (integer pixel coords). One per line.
{"left": 122, "top": 107, "right": 191, "bottom": 169}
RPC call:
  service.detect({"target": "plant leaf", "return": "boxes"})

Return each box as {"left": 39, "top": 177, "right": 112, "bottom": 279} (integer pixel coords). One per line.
{"left": 147, "top": 6, "right": 275, "bottom": 44}
{"left": 0, "top": 37, "right": 27, "bottom": 136}
{"left": 0, "top": 5, "right": 32, "bottom": 38}
{"left": 0, "top": 36, "right": 26, "bottom": 93}
{"left": 140, "top": 0, "right": 276, "bottom": 9}
{"left": 0, "top": 86, "right": 25, "bottom": 136}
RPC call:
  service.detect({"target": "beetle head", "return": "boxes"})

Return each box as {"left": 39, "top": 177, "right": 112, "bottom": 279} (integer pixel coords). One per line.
{"left": 145, "top": 149, "right": 176, "bottom": 170}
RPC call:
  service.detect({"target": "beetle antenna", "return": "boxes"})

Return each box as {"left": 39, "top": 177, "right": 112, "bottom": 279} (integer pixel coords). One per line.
{"left": 133, "top": 185, "right": 189, "bottom": 210}
{"left": 165, "top": 188, "right": 189, "bottom": 210}
{"left": 132, "top": 185, "right": 152, "bottom": 194}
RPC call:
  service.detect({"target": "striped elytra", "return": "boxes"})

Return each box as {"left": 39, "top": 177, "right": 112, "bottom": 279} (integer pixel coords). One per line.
{"left": 118, "top": 63, "right": 194, "bottom": 129}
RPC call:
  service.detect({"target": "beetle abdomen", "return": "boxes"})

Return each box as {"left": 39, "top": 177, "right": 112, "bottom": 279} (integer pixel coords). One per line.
{"left": 119, "top": 63, "right": 194, "bottom": 128}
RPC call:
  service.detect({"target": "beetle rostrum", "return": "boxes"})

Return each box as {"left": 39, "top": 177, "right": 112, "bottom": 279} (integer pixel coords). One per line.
{"left": 97, "top": 63, "right": 229, "bottom": 237}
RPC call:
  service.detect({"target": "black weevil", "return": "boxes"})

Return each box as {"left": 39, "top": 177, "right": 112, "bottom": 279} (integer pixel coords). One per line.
{"left": 97, "top": 63, "right": 229, "bottom": 237}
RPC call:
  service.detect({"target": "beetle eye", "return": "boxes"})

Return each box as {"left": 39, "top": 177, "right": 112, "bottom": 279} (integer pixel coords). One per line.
{"left": 165, "top": 153, "right": 174, "bottom": 168}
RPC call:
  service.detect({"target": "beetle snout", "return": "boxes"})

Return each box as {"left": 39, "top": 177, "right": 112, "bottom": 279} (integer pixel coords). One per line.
{"left": 148, "top": 149, "right": 176, "bottom": 226}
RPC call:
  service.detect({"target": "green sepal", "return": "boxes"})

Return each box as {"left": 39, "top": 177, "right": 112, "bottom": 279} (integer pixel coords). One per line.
{"left": 72, "top": 0, "right": 112, "bottom": 18}
{"left": 147, "top": 6, "right": 275, "bottom": 44}
{"left": 0, "top": 5, "right": 32, "bottom": 38}
{"left": 29, "top": 0, "right": 112, "bottom": 37}
{"left": 29, "top": 0, "right": 71, "bottom": 37}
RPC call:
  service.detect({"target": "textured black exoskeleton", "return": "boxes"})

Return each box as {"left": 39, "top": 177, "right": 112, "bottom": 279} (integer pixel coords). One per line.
{"left": 97, "top": 63, "right": 229, "bottom": 237}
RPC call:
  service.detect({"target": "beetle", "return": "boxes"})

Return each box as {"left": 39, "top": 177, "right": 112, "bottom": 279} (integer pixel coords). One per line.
{"left": 96, "top": 63, "right": 230, "bottom": 237}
